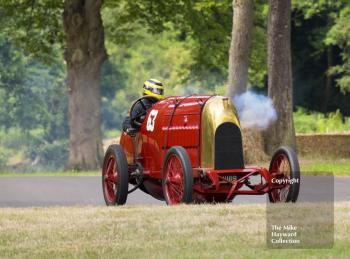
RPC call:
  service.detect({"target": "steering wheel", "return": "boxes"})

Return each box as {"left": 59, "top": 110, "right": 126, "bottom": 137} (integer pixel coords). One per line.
{"left": 129, "top": 96, "right": 158, "bottom": 127}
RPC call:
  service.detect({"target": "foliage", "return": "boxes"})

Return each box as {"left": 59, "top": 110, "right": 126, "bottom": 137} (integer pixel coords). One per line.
{"left": 326, "top": 5, "right": 350, "bottom": 92}
{"left": 111, "top": 28, "right": 195, "bottom": 93}
{"left": 24, "top": 129, "right": 68, "bottom": 168}
{"left": 0, "top": 128, "right": 26, "bottom": 170}
{"left": 291, "top": 0, "right": 350, "bottom": 115}
{"left": 293, "top": 0, "right": 350, "bottom": 93}
{"left": 0, "top": 146, "right": 10, "bottom": 169}
{"left": 104, "top": 0, "right": 268, "bottom": 88}
{"left": 0, "top": 32, "right": 68, "bottom": 169}
{"left": 292, "top": 0, "right": 345, "bottom": 19}
{"left": 0, "top": 0, "right": 63, "bottom": 63}
{"left": 104, "top": 129, "right": 121, "bottom": 139}
{"left": 294, "top": 107, "right": 350, "bottom": 133}
{"left": 100, "top": 0, "right": 269, "bottom": 130}
{"left": 249, "top": 1, "right": 268, "bottom": 87}
{"left": 1, "top": 0, "right": 350, "bottom": 170}
{"left": 101, "top": 25, "right": 197, "bottom": 130}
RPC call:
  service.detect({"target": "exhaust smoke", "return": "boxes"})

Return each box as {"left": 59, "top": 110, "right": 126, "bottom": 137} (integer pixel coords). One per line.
{"left": 233, "top": 91, "right": 277, "bottom": 130}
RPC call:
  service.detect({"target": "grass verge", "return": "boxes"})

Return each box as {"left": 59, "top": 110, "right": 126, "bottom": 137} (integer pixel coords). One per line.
{"left": 0, "top": 203, "right": 349, "bottom": 258}
{"left": 300, "top": 157, "right": 350, "bottom": 176}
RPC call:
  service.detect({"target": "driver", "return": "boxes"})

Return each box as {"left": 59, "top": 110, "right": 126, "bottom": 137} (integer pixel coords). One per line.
{"left": 122, "top": 79, "right": 164, "bottom": 136}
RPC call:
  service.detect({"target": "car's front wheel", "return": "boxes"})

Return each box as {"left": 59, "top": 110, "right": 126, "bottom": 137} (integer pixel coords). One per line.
{"left": 162, "top": 146, "right": 193, "bottom": 205}
{"left": 268, "top": 146, "right": 300, "bottom": 203}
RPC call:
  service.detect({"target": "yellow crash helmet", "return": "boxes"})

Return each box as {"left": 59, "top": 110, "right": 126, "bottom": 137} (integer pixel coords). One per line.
{"left": 143, "top": 79, "right": 164, "bottom": 100}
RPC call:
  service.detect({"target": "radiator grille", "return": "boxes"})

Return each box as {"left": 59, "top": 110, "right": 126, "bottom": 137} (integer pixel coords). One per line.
{"left": 215, "top": 122, "right": 244, "bottom": 169}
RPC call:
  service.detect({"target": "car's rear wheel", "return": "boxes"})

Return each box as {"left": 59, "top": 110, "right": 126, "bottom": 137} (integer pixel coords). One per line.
{"left": 102, "top": 144, "right": 129, "bottom": 206}
{"left": 268, "top": 146, "right": 300, "bottom": 203}
{"left": 162, "top": 146, "right": 193, "bottom": 205}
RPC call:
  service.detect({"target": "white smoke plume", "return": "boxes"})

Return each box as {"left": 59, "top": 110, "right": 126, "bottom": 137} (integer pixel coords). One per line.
{"left": 233, "top": 91, "right": 277, "bottom": 130}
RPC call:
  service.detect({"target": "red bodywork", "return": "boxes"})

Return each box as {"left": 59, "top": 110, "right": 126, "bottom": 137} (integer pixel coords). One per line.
{"left": 120, "top": 95, "right": 285, "bottom": 202}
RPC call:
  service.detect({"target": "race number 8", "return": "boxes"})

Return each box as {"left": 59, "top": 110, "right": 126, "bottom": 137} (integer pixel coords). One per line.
{"left": 146, "top": 109, "right": 158, "bottom": 132}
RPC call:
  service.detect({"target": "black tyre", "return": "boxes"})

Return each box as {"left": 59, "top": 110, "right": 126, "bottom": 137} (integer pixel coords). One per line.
{"left": 268, "top": 146, "right": 300, "bottom": 203}
{"left": 102, "top": 144, "right": 129, "bottom": 206}
{"left": 162, "top": 146, "right": 193, "bottom": 205}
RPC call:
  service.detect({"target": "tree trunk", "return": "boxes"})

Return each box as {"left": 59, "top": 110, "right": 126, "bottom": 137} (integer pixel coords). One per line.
{"left": 63, "top": 0, "right": 107, "bottom": 170}
{"left": 265, "top": 0, "right": 296, "bottom": 155}
{"left": 227, "top": 0, "right": 267, "bottom": 163}
{"left": 227, "top": 0, "right": 253, "bottom": 98}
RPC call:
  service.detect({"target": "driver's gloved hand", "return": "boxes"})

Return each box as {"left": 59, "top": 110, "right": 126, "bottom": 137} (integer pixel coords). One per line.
{"left": 122, "top": 117, "right": 131, "bottom": 132}
{"left": 126, "top": 127, "right": 137, "bottom": 137}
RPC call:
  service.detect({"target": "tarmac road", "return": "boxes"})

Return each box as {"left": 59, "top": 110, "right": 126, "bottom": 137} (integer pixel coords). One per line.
{"left": 0, "top": 176, "right": 348, "bottom": 207}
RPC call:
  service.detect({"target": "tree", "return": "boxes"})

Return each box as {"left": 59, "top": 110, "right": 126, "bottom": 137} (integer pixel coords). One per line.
{"left": 227, "top": 0, "right": 254, "bottom": 97}
{"left": 292, "top": 0, "right": 350, "bottom": 114}
{"left": 326, "top": 3, "right": 350, "bottom": 93}
{"left": 0, "top": 31, "right": 69, "bottom": 168}
{"left": 63, "top": 0, "right": 107, "bottom": 170}
{"left": 226, "top": 0, "right": 268, "bottom": 163}
{"left": 108, "top": 0, "right": 268, "bottom": 90}
{"left": 265, "top": 0, "right": 296, "bottom": 154}
{"left": 114, "top": 0, "right": 233, "bottom": 88}
{"left": 1, "top": 0, "right": 107, "bottom": 170}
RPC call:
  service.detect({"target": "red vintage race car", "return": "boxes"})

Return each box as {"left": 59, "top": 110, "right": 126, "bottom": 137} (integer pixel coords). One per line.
{"left": 102, "top": 95, "right": 300, "bottom": 205}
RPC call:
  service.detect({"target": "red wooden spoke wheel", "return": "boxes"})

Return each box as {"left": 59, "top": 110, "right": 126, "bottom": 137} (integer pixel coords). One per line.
{"left": 268, "top": 146, "right": 300, "bottom": 203}
{"left": 103, "top": 155, "right": 117, "bottom": 203}
{"left": 102, "top": 145, "right": 129, "bottom": 206}
{"left": 164, "top": 154, "right": 185, "bottom": 204}
{"left": 162, "top": 146, "right": 193, "bottom": 205}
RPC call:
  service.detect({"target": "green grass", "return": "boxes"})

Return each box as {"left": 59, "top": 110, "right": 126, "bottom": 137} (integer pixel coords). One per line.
{"left": 0, "top": 203, "right": 349, "bottom": 258}
{"left": 300, "top": 157, "right": 350, "bottom": 176}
